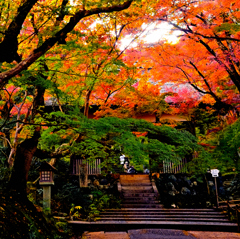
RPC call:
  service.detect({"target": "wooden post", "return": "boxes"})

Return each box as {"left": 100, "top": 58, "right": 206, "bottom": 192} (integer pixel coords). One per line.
{"left": 227, "top": 199, "right": 230, "bottom": 220}
{"left": 42, "top": 186, "right": 51, "bottom": 213}
{"left": 214, "top": 177, "right": 219, "bottom": 209}
{"left": 79, "top": 164, "right": 88, "bottom": 187}
{"left": 236, "top": 206, "right": 240, "bottom": 232}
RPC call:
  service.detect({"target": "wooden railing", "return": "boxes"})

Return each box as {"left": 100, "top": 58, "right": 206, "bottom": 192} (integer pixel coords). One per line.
{"left": 219, "top": 199, "right": 240, "bottom": 231}
{"left": 159, "top": 158, "right": 188, "bottom": 174}
{"left": 72, "top": 157, "right": 189, "bottom": 175}
{"left": 72, "top": 159, "right": 101, "bottom": 175}
{"left": 237, "top": 207, "right": 240, "bottom": 232}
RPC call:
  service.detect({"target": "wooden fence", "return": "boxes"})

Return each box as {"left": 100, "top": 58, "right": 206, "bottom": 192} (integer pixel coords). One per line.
{"left": 72, "top": 158, "right": 101, "bottom": 175}
{"left": 71, "top": 158, "right": 188, "bottom": 175}
{"left": 159, "top": 158, "right": 188, "bottom": 174}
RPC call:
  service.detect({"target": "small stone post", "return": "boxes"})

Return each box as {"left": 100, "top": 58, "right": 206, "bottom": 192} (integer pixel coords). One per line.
{"left": 42, "top": 186, "right": 51, "bottom": 210}
{"left": 79, "top": 163, "right": 88, "bottom": 187}
{"left": 38, "top": 161, "right": 57, "bottom": 213}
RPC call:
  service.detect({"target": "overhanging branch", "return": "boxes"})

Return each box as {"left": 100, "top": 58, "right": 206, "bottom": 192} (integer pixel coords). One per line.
{"left": 0, "top": 0, "right": 133, "bottom": 87}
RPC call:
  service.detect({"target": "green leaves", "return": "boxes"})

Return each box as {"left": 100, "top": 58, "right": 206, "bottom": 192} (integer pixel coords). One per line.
{"left": 191, "top": 118, "right": 240, "bottom": 176}
{"left": 215, "top": 23, "right": 240, "bottom": 34}
{"left": 37, "top": 112, "right": 198, "bottom": 170}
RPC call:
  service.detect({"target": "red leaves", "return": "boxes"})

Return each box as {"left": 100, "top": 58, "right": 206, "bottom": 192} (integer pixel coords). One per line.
{"left": 132, "top": 131, "right": 148, "bottom": 137}
{"left": 198, "top": 142, "right": 216, "bottom": 149}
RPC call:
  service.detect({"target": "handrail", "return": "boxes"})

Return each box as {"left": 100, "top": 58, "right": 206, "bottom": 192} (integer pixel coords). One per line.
{"left": 117, "top": 181, "right": 123, "bottom": 199}
{"left": 236, "top": 206, "right": 240, "bottom": 232}
{"left": 151, "top": 180, "right": 159, "bottom": 199}
{"left": 223, "top": 200, "right": 240, "bottom": 231}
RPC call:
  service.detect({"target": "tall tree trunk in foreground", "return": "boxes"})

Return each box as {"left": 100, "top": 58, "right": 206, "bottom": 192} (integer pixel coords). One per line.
{"left": 9, "top": 85, "right": 45, "bottom": 194}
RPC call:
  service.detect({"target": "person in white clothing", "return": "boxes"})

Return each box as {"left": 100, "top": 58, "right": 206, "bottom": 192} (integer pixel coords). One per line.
{"left": 120, "top": 154, "right": 125, "bottom": 165}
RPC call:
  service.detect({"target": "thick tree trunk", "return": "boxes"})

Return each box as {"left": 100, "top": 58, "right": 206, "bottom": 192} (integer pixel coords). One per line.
{"left": 9, "top": 129, "right": 40, "bottom": 194}
{"left": 9, "top": 85, "right": 45, "bottom": 194}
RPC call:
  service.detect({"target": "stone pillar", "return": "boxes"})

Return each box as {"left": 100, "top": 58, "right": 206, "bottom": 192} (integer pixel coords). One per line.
{"left": 42, "top": 186, "right": 51, "bottom": 213}
{"left": 79, "top": 164, "right": 88, "bottom": 187}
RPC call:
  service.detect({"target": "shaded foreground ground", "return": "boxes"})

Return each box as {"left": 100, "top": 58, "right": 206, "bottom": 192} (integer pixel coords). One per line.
{"left": 81, "top": 229, "right": 240, "bottom": 239}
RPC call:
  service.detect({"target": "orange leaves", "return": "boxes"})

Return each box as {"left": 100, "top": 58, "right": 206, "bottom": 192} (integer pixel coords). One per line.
{"left": 198, "top": 142, "right": 216, "bottom": 149}
{"left": 132, "top": 131, "right": 148, "bottom": 137}
{"left": 10, "top": 102, "right": 31, "bottom": 116}
{"left": 128, "top": 0, "right": 240, "bottom": 114}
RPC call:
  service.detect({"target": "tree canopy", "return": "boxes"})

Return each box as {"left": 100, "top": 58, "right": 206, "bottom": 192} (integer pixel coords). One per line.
{"left": 0, "top": 0, "right": 240, "bottom": 196}
{"left": 1, "top": 0, "right": 240, "bottom": 237}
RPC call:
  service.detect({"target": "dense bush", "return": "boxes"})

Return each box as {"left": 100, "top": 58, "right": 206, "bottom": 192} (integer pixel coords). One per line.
{"left": 51, "top": 172, "right": 121, "bottom": 221}
{"left": 0, "top": 191, "right": 72, "bottom": 239}
{"left": 155, "top": 173, "right": 216, "bottom": 208}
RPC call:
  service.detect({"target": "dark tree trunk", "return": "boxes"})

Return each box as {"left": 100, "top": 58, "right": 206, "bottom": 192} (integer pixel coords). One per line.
{"left": 9, "top": 129, "right": 40, "bottom": 194}
{"left": 9, "top": 85, "right": 45, "bottom": 194}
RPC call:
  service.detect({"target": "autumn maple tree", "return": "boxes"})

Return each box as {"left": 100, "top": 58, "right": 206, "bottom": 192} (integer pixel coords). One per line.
{"left": 0, "top": 0, "right": 139, "bottom": 193}
{"left": 0, "top": 0, "right": 147, "bottom": 237}
{"left": 132, "top": 0, "right": 240, "bottom": 114}
{"left": 3, "top": 0, "right": 240, "bottom": 237}
{"left": 106, "top": 0, "right": 240, "bottom": 174}
{"left": 0, "top": 0, "right": 202, "bottom": 194}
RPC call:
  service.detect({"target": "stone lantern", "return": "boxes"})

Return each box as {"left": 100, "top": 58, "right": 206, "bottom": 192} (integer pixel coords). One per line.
{"left": 38, "top": 161, "right": 57, "bottom": 213}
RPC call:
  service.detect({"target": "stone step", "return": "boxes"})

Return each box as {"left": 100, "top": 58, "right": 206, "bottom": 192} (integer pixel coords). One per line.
{"left": 123, "top": 200, "right": 159, "bottom": 204}
{"left": 122, "top": 190, "right": 154, "bottom": 194}
{"left": 121, "top": 204, "right": 163, "bottom": 208}
{"left": 100, "top": 213, "right": 226, "bottom": 218}
{"left": 121, "top": 178, "right": 150, "bottom": 181}
{"left": 122, "top": 186, "right": 153, "bottom": 190}
{"left": 123, "top": 197, "right": 157, "bottom": 201}
{"left": 120, "top": 179, "right": 151, "bottom": 183}
{"left": 123, "top": 193, "right": 156, "bottom": 197}
{"left": 121, "top": 182, "right": 152, "bottom": 186}
{"left": 98, "top": 217, "right": 230, "bottom": 222}
{"left": 120, "top": 174, "right": 150, "bottom": 181}
{"left": 69, "top": 220, "right": 238, "bottom": 233}
{"left": 104, "top": 208, "right": 218, "bottom": 212}
{"left": 100, "top": 212, "right": 225, "bottom": 217}
{"left": 99, "top": 213, "right": 227, "bottom": 218}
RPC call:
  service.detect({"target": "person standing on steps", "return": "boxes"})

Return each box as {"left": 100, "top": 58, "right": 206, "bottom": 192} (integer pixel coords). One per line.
{"left": 123, "top": 157, "right": 130, "bottom": 172}
{"left": 127, "top": 165, "right": 137, "bottom": 174}
{"left": 120, "top": 154, "right": 125, "bottom": 172}
{"left": 120, "top": 154, "right": 125, "bottom": 165}
{"left": 143, "top": 166, "right": 150, "bottom": 174}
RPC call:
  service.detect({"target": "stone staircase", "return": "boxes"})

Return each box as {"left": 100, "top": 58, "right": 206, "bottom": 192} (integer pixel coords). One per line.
{"left": 68, "top": 174, "right": 238, "bottom": 233}
{"left": 119, "top": 174, "right": 161, "bottom": 208}
{"left": 95, "top": 174, "right": 238, "bottom": 232}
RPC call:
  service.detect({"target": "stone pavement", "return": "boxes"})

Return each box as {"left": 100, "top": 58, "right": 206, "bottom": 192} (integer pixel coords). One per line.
{"left": 82, "top": 231, "right": 129, "bottom": 239}
{"left": 128, "top": 229, "right": 195, "bottom": 238}
{"left": 81, "top": 229, "right": 240, "bottom": 239}
{"left": 188, "top": 231, "right": 240, "bottom": 239}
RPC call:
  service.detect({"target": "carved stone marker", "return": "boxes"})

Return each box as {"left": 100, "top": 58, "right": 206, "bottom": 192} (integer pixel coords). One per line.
{"left": 79, "top": 164, "right": 88, "bottom": 187}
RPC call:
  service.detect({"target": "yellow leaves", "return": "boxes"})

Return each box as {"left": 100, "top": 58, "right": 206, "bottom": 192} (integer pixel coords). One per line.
{"left": 75, "top": 206, "right": 82, "bottom": 210}
{"left": 201, "top": 95, "right": 215, "bottom": 105}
